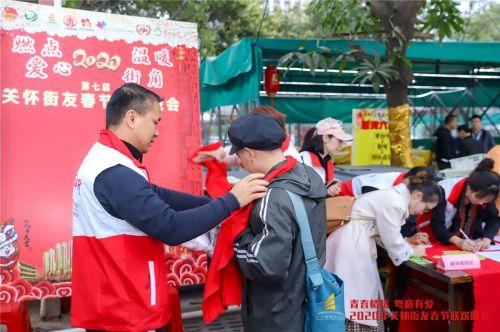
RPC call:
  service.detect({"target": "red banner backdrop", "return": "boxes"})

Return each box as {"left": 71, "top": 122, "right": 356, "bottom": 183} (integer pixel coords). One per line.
{"left": 1, "top": 1, "right": 206, "bottom": 303}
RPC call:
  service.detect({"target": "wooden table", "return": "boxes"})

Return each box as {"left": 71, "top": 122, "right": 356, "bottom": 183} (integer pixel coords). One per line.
{"left": 388, "top": 259, "right": 474, "bottom": 332}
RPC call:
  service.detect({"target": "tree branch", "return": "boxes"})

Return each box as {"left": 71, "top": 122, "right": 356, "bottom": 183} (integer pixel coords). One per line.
{"left": 170, "top": 0, "right": 189, "bottom": 20}
{"left": 413, "top": 32, "right": 434, "bottom": 40}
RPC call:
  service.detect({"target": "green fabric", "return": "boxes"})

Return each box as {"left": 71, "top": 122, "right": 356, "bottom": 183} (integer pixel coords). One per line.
{"left": 199, "top": 37, "right": 500, "bottom": 122}
{"left": 260, "top": 97, "right": 386, "bottom": 123}
{"left": 200, "top": 39, "right": 262, "bottom": 112}
{"left": 254, "top": 38, "right": 500, "bottom": 64}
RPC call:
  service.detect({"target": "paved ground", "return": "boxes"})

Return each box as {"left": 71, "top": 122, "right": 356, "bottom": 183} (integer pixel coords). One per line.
{"left": 24, "top": 288, "right": 243, "bottom": 332}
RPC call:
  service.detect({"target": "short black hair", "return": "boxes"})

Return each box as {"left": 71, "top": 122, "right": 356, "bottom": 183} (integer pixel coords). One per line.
{"left": 470, "top": 115, "right": 482, "bottom": 121}
{"left": 457, "top": 125, "right": 472, "bottom": 133}
{"left": 106, "top": 83, "right": 163, "bottom": 127}
{"left": 444, "top": 113, "right": 457, "bottom": 125}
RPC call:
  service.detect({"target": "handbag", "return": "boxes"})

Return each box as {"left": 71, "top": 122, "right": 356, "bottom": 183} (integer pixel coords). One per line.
{"left": 325, "top": 196, "right": 355, "bottom": 234}
{"left": 286, "top": 191, "right": 346, "bottom": 332}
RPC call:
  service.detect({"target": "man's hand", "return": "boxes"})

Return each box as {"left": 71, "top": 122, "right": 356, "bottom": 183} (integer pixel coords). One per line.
{"left": 406, "top": 232, "right": 430, "bottom": 245}
{"left": 230, "top": 173, "right": 269, "bottom": 207}
{"left": 192, "top": 148, "right": 226, "bottom": 164}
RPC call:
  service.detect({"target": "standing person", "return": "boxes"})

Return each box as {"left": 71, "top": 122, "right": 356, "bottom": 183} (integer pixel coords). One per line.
{"left": 430, "top": 158, "right": 500, "bottom": 251}
{"left": 300, "top": 118, "right": 353, "bottom": 197}
{"left": 471, "top": 114, "right": 494, "bottom": 153}
{"left": 194, "top": 106, "right": 301, "bottom": 165}
{"left": 325, "top": 179, "right": 441, "bottom": 331}
{"left": 434, "top": 113, "right": 458, "bottom": 170}
{"left": 456, "top": 125, "right": 484, "bottom": 157}
{"left": 337, "top": 167, "right": 437, "bottom": 239}
{"left": 71, "top": 83, "right": 268, "bottom": 332}
{"left": 202, "top": 113, "right": 327, "bottom": 331}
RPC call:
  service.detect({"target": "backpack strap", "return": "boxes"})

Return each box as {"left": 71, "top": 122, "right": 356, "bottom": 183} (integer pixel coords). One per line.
{"left": 285, "top": 190, "right": 324, "bottom": 289}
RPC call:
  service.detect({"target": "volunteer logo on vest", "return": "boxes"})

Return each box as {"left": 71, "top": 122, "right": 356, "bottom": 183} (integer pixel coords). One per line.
{"left": 325, "top": 293, "right": 336, "bottom": 311}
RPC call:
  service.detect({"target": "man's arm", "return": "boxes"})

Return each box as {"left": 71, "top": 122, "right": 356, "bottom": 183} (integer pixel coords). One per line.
{"left": 151, "top": 184, "right": 211, "bottom": 211}
{"left": 484, "top": 130, "right": 494, "bottom": 152}
{"left": 233, "top": 188, "right": 294, "bottom": 283}
{"left": 94, "top": 165, "right": 239, "bottom": 245}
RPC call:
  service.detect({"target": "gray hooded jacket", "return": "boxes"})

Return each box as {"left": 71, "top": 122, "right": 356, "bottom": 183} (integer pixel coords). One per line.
{"left": 234, "top": 161, "right": 327, "bottom": 332}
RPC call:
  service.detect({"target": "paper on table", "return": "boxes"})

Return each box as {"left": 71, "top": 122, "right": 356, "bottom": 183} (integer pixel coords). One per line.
{"left": 481, "top": 243, "right": 500, "bottom": 252}
{"left": 477, "top": 251, "right": 500, "bottom": 263}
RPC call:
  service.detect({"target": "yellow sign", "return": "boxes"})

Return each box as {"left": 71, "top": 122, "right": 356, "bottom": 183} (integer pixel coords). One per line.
{"left": 352, "top": 108, "right": 391, "bottom": 166}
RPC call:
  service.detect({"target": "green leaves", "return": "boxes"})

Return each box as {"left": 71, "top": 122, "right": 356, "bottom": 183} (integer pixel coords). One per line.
{"left": 277, "top": 45, "right": 363, "bottom": 77}
{"left": 307, "top": 0, "right": 381, "bottom": 37}
{"left": 352, "top": 56, "right": 399, "bottom": 92}
{"left": 419, "top": 0, "right": 465, "bottom": 41}
{"left": 278, "top": 48, "right": 334, "bottom": 77}
{"left": 278, "top": 46, "right": 400, "bottom": 93}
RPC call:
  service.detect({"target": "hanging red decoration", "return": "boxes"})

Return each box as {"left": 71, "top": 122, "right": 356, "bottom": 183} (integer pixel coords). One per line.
{"left": 264, "top": 66, "right": 280, "bottom": 94}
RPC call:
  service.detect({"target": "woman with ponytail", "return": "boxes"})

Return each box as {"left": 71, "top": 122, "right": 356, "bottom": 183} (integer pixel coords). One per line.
{"left": 325, "top": 178, "right": 441, "bottom": 331}
{"left": 430, "top": 158, "right": 500, "bottom": 251}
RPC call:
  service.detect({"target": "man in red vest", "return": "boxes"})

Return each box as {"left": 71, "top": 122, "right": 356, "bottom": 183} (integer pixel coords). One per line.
{"left": 71, "top": 83, "right": 268, "bottom": 331}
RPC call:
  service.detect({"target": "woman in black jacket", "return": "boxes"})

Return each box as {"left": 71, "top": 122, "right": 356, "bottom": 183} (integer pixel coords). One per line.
{"left": 430, "top": 158, "right": 500, "bottom": 251}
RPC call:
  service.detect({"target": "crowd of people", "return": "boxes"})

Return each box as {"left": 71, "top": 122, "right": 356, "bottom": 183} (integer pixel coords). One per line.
{"left": 434, "top": 113, "right": 495, "bottom": 169}
{"left": 191, "top": 104, "right": 499, "bottom": 331}
{"left": 71, "top": 83, "right": 499, "bottom": 332}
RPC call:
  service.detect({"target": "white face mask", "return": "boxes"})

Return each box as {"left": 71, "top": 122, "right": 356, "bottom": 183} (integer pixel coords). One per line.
{"left": 450, "top": 129, "right": 458, "bottom": 138}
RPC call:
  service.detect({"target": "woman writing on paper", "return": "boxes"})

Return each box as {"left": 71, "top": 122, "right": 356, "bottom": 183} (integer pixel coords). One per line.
{"left": 337, "top": 167, "right": 438, "bottom": 240}
{"left": 324, "top": 178, "right": 441, "bottom": 331}
{"left": 430, "top": 158, "right": 500, "bottom": 252}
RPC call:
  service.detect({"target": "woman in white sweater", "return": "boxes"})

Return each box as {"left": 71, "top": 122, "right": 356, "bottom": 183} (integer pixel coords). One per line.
{"left": 325, "top": 179, "right": 441, "bottom": 331}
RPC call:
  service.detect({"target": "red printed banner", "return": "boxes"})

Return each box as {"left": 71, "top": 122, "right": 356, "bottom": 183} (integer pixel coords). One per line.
{"left": 1, "top": 0, "right": 205, "bottom": 303}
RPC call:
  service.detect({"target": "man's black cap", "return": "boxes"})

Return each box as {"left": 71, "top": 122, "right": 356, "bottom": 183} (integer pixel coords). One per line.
{"left": 228, "top": 113, "right": 286, "bottom": 155}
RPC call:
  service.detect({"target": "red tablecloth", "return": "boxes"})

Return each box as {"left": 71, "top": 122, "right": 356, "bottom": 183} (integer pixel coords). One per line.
{"left": 399, "top": 243, "right": 500, "bottom": 332}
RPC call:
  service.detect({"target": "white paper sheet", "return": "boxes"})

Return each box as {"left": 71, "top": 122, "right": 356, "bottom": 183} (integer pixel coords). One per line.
{"left": 478, "top": 251, "right": 500, "bottom": 263}
{"left": 480, "top": 244, "right": 500, "bottom": 252}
